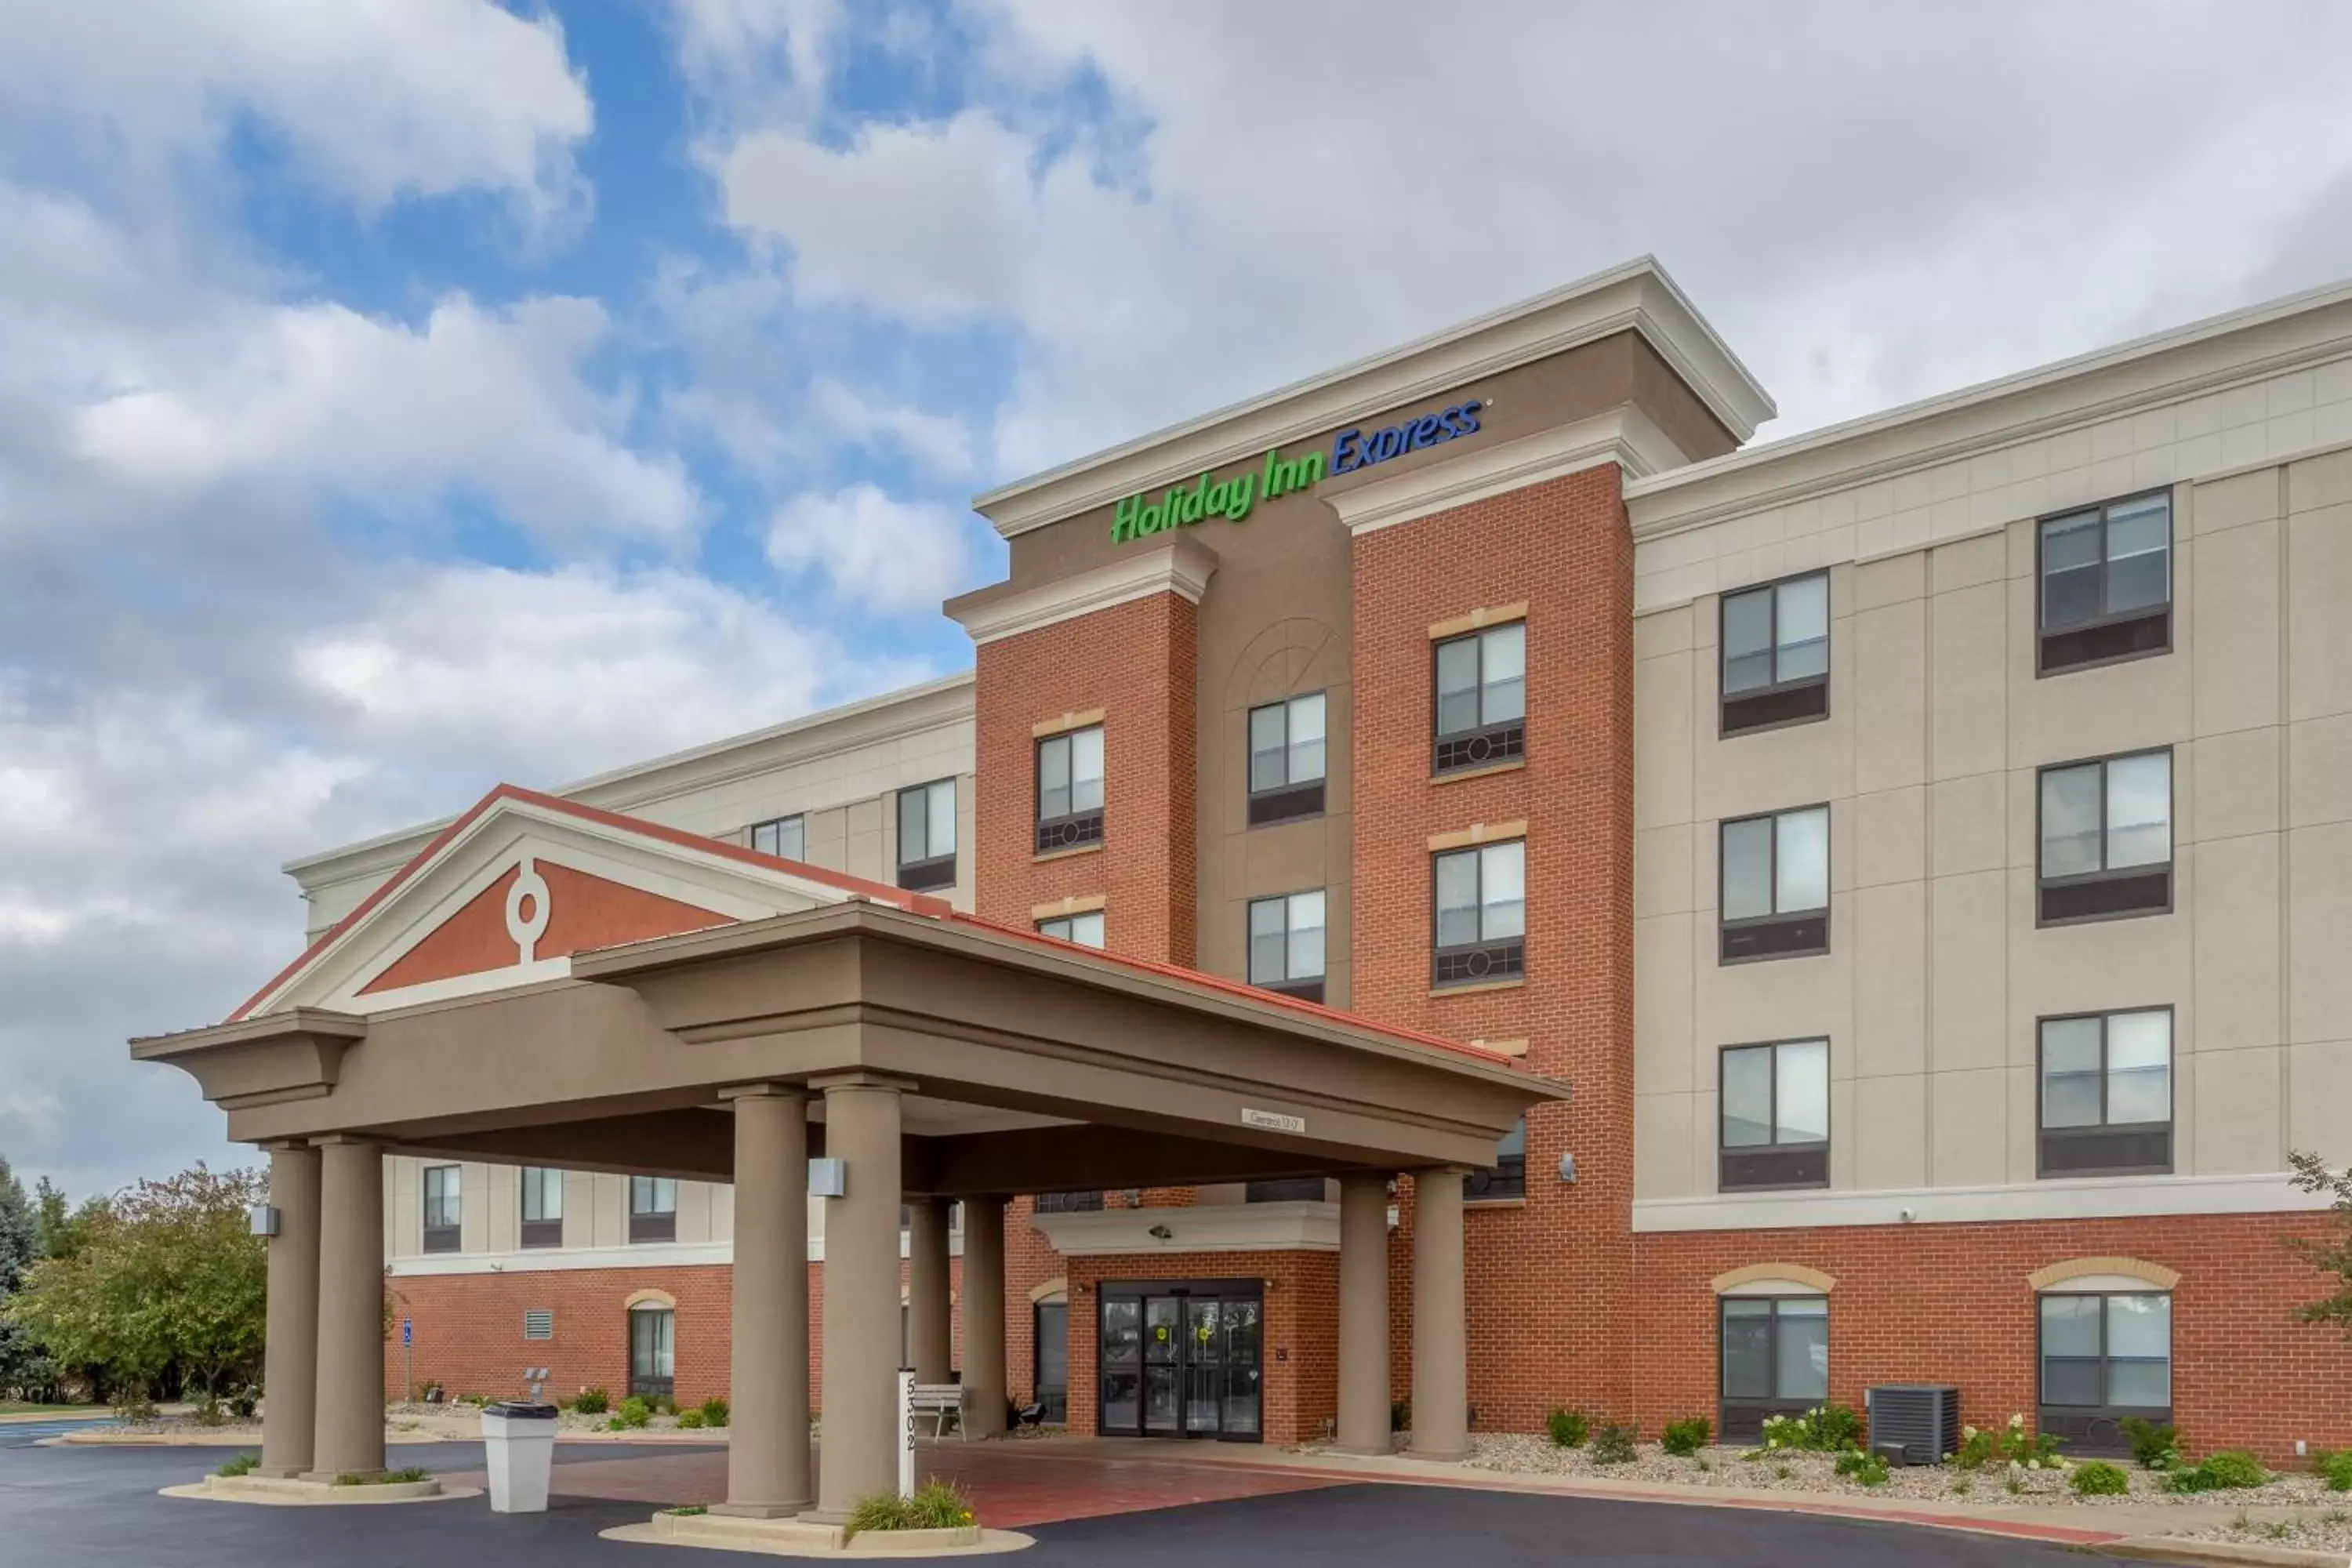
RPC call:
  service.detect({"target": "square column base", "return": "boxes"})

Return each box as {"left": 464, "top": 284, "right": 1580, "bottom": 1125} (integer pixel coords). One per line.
{"left": 708, "top": 1500, "right": 815, "bottom": 1519}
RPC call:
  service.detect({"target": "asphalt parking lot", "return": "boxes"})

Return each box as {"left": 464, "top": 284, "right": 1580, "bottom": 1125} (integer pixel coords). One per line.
{"left": 0, "top": 1436, "right": 2179, "bottom": 1566}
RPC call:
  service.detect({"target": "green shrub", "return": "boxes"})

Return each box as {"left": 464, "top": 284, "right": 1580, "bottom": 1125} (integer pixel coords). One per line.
{"left": 615, "top": 1396, "right": 653, "bottom": 1430}
{"left": 334, "top": 1467, "right": 430, "bottom": 1486}
{"left": 2119, "top": 1417, "right": 2180, "bottom": 1470}
{"left": 1948, "top": 1476, "right": 1973, "bottom": 1496}
{"left": 2164, "top": 1450, "right": 2271, "bottom": 1494}
{"left": 1952, "top": 1414, "right": 2063, "bottom": 1471}
{"left": 662, "top": 1505, "right": 709, "bottom": 1517}
{"left": 1589, "top": 1421, "right": 1637, "bottom": 1465}
{"left": 1759, "top": 1403, "right": 1864, "bottom": 1454}
{"left": 1834, "top": 1449, "right": 1889, "bottom": 1486}
{"left": 677, "top": 1409, "right": 706, "bottom": 1430}
{"left": 699, "top": 1396, "right": 730, "bottom": 1428}
{"left": 2316, "top": 1449, "right": 2352, "bottom": 1491}
{"left": 215, "top": 1452, "right": 259, "bottom": 1478}
{"left": 1545, "top": 1408, "right": 1588, "bottom": 1449}
{"left": 2071, "top": 1461, "right": 2131, "bottom": 1496}
{"left": 572, "top": 1387, "right": 609, "bottom": 1415}
{"left": 842, "top": 1479, "right": 977, "bottom": 1539}
{"left": 652, "top": 1393, "right": 678, "bottom": 1416}
{"left": 1661, "top": 1416, "right": 1712, "bottom": 1457}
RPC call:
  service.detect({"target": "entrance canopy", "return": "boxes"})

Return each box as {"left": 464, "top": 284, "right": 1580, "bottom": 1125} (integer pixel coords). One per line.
{"left": 138, "top": 784, "right": 1564, "bottom": 1191}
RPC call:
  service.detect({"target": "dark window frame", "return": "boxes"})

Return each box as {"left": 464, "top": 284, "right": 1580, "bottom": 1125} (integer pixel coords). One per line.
{"left": 629, "top": 1174, "right": 677, "bottom": 1244}
{"left": 1033, "top": 1190, "right": 1105, "bottom": 1214}
{"left": 1719, "top": 570, "right": 1831, "bottom": 737}
{"left": 2036, "top": 1007, "right": 2174, "bottom": 1178}
{"left": 1036, "top": 910, "right": 1105, "bottom": 949}
{"left": 1717, "top": 1039, "right": 1831, "bottom": 1192}
{"left": 895, "top": 777, "right": 958, "bottom": 891}
{"left": 2036, "top": 1289, "right": 2172, "bottom": 1457}
{"left": 1035, "top": 725, "right": 1105, "bottom": 853}
{"left": 628, "top": 1303, "right": 676, "bottom": 1401}
{"left": 1465, "top": 1116, "right": 1527, "bottom": 1202}
{"left": 518, "top": 1166, "right": 563, "bottom": 1250}
{"left": 1246, "top": 691, "right": 1328, "bottom": 826}
{"left": 749, "top": 815, "right": 804, "bottom": 861}
{"left": 1430, "top": 621, "right": 1526, "bottom": 775}
{"left": 422, "top": 1163, "right": 462, "bottom": 1254}
{"left": 1718, "top": 1294, "right": 1831, "bottom": 1444}
{"left": 1247, "top": 888, "right": 1327, "bottom": 1003}
{"left": 2035, "top": 490, "right": 2174, "bottom": 678}
{"left": 1430, "top": 838, "right": 1526, "bottom": 989}
{"left": 2035, "top": 748, "right": 2175, "bottom": 927}
{"left": 1717, "top": 803, "right": 1831, "bottom": 964}
{"left": 1033, "top": 1297, "right": 1069, "bottom": 1423}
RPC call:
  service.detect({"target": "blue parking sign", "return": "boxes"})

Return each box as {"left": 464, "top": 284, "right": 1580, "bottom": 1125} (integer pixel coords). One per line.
{"left": 401, "top": 1318, "right": 412, "bottom": 1346}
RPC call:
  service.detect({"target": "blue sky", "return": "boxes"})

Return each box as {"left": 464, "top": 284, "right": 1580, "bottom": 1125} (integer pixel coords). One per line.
{"left": 9, "top": 0, "right": 2352, "bottom": 1198}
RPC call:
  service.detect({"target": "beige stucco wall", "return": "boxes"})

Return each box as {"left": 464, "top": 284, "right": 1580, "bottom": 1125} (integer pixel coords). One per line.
{"left": 1633, "top": 448, "right": 2352, "bottom": 1204}
{"left": 382, "top": 1153, "right": 801, "bottom": 1265}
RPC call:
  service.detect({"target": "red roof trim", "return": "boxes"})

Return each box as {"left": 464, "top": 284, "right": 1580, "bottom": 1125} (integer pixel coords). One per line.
{"left": 228, "top": 782, "right": 949, "bottom": 1022}
{"left": 234, "top": 786, "right": 1515, "bottom": 1074}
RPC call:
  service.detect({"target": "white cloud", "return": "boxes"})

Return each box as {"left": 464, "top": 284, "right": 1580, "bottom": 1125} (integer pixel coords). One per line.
{"left": 809, "top": 378, "right": 977, "bottom": 477}
{"left": 73, "top": 292, "right": 701, "bottom": 547}
{"left": 766, "top": 485, "right": 982, "bottom": 615}
{"left": 2, "top": 0, "right": 593, "bottom": 220}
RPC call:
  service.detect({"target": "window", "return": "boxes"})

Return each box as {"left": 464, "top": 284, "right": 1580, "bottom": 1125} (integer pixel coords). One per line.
{"left": 2039, "top": 1291, "right": 2171, "bottom": 1454}
{"left": 749, "top": 815, "right": 804, "bottom": 861}
{"left": 630, "top": 1176, "right": 677, "bottom": 1243}
{"left": 1033, "top": 1299, "right": 1069, "bottom": 1423}
{"left": 1721, "top": 572, "right": 1830, "bottom": 735}
{"left": 1247, "top": 890, "right": 1327, "bottom": 1002}
{"left": 629, "top": 1304, "right": 675, "bottom": 1400}
{"left": 1247, "top": 692, "right": 1327, "bottom": 825}
{"left": 2038, "top": 750, "right": 2172, "bottom": 924}
{"left": 1033, "top": 1190, "right": 1104, "bottom": 1214}
{"left": 1465, "top": 1117, "right": 1527, "bottom": 1201}
{"left": 1036, "top": 725, "right": 1105, "bottom": 852}
{"left": 1719, "top": 1040, "right": 1830, "bottom": 1191}
{"left": 1719, "top": 1296, "right": 1829, "bottom": 1444}
{"left": 2038, "top": 492, "right": 2172, "bottom": 675}
{"left": 1432, "top": 621, "right": 1526, "bottom": 774}
{"left": 1037, "top": 911, "right": 1105, "bottom": 948}
{"left": 519, "top": 1167, "right": 564, "bottom": 1248}
{"left": 2039, "top": 1010, "right": 2172, "bottom": 1178}
{"left": 1432, "top": 839, "right": 1525, "bottom": 987}
{"left": 1719, "top": 805, "right": 1829, "bottom": 962}
{"left": 422, "top": 1165, "right": 461, "bottom": 1253}
{"left": 896, "top": 779, "right": 957, "bottom": 891}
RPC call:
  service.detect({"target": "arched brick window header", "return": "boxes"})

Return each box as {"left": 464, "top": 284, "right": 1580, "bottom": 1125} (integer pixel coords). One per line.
{"left": 1029, "top": 1275, "right": 1069, "bottom": 1305}
{"left": 2027, "top": 1256, "right": 2180, "bottom": 1292}
{"left": 623, "top": 1287, "right": 677, "bottom": 1310}
{"left": 1711, "top": 1262, "right": 1837, "bottom": 1296}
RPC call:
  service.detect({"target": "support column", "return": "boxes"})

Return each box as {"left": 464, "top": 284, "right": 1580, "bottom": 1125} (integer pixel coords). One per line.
{"left": 1335, "top": 1173, "right": 1392, "bottom": 1455}
{"left": 1408, "top": 1167, "right": 1468, "bottom": 1461}
{"left": 305, "top": 1136, "right": 384, "bottom": 1481}
{"left": 813, "top": 1074, "right": 909, "bottom": 1519}
{"left": 716, "top": 1085, "right": 811, "bottom": 1518}
{"left": 256, "top": 1142, "right": 321, "bottom": 1478}
{"left": 958, "top": 1195, "right": 1006, "bottom": 1438}
{"left": 907, "top": 1199, "right": 953, "bottom": 1386}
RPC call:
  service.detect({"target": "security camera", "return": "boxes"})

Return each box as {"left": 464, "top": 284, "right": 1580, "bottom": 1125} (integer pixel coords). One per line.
{"left": 1147, "top": 1223, "right": 1174, "bottom": 1240}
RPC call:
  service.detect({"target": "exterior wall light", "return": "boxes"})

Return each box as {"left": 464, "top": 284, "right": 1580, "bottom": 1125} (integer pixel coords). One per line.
{"left": 1556, "top": 1152, "right": 1577, "bottom": 1185}
{"left": 808, "top": 1157, "right": 847, "bottom": 1198}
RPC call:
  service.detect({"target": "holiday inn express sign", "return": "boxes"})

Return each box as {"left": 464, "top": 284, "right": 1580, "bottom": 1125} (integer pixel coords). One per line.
{"left": 1109, "top": 397, "right": 1483, "bottom": 544}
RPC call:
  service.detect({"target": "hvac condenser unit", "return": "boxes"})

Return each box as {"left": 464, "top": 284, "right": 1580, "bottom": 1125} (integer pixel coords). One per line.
{"left": 1864, "top": 1385, "right": 1961, "bottom": 1466}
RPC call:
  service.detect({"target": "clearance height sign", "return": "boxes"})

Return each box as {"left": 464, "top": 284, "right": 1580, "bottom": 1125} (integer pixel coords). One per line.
{"left": 1109, "top": 397, "right": 1483, "bottom": 545}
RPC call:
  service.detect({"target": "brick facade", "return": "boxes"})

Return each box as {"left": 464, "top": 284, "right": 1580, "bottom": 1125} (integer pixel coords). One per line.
{"left": 1349, "top": 466, "right": 1640, "bottom": 1433}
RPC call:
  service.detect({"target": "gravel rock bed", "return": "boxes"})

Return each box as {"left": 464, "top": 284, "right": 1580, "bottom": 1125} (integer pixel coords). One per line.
{"left": 1455, "top": 1432, "right": 2343, "bottom": 1510}
{"left": 103, "top": 1414, "right": 263, "bottom": 1437}
{"left": 2170, "top": 1510, "right": 2352, "bottom": 1553}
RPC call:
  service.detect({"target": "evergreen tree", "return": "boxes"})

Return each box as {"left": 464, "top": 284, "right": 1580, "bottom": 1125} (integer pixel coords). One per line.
{"left": 0, "top": 1157, "right": 51, "bottom": 1399}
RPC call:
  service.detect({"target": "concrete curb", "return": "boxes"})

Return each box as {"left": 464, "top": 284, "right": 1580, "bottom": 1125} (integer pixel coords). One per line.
{"left": 2102, "top": 1538, "right": 2352, "bottom": 1568}
{"left": 602, "top": 1510, "right": 1033, "bottom": 1559}
{"left": 160, "top": 1475, "right": 483, "bottom": 1507}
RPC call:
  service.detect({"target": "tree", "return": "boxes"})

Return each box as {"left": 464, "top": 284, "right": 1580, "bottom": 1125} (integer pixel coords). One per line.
{"left": 2289, "top": 1151, "right": 2352, "bottom": 1337}
{"left": 3, "top": 1164, "right": 268, "bottom": 1406}
{"left": 0, "top": 1157, "right": 51, "bottom": 1399}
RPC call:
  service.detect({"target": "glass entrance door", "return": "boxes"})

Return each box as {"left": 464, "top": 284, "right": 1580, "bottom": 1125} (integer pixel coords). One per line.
{"left": 1097, "top": 1282, "right": 1264, "bottom": 1441}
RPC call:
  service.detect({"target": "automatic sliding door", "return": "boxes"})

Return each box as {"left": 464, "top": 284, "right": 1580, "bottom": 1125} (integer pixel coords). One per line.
{"left": 1220, "top": 1297, "right": 1261, "bottom": 1437}
{"left": 1142, "top": 1296, "right": 1182, "bottom": 1436}
{"left": 1099, "top": 1298, "right": 1141, "bottom": 1436}
{"left": 1185, "top": 1299, "right": 1224, "bottom": 1435}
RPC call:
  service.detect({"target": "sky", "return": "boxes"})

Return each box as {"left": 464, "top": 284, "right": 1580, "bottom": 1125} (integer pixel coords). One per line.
{"left": 8, "top": 0, "right": 2352, "bottom": 1202}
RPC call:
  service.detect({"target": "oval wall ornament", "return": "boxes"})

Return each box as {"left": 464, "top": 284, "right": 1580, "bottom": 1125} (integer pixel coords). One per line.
{"left": 505, "top": 855, "right": 554, "bottom": 964}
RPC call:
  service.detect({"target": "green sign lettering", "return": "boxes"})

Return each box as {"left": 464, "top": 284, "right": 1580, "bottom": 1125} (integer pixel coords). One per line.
{"left": 1109, "top": 444, "right": 1327, "bottom": 545}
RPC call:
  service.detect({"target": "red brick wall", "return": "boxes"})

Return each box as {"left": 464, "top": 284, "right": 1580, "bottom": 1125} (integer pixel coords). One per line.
{"left": 1349, "top": 466, "right": 1639, "bottom": 1432}
{"left": 1634, "top": 1212, "right": 2352, "bottom": 1466}
{"left": 1060, "top": 1250, "right": 1340, "bottom": 1446}
{"left": 380, "top": 1255, "right": 963, "bottom": 1414}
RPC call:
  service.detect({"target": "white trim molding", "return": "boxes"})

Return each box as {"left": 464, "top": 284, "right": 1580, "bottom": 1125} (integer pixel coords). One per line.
{"left": 948, "top": 539, "right": 1217, "bottom": 645}
{"left": 973, "top": 256, "right": 1773, "bottom": 539}
{"left": 1633, "top": 1171, "right": 2330, "bottom": 1235}
{"left": 1331, "top": 407, "right": 1690, "bottom": 537}
{"left": 390, "top": 1240, "right": 739, "bottom": 1276}
{"left": 1029, "top": 1200, "right": 1338, "bottom": 1256}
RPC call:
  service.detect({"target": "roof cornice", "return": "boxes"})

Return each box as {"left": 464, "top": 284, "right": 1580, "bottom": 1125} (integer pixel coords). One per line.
{"left": 1626, "top": 274, "right": 2352, "bottom": 539}
{"left": 973, "top": 256, "right": 1774, "bottom": 540}
{"left": 946, "top": 537, "right": 1217, "bottom": 645}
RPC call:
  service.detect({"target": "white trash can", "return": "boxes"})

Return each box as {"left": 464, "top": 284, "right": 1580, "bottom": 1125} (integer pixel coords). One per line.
{"left": 481, "top": 1400, "right": 559, "bottom": 1513}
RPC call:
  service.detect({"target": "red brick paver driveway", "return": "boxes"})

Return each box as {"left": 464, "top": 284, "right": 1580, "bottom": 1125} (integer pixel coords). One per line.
{"left": 447, "top": 1439, "right": 1344, "bottom": 1530}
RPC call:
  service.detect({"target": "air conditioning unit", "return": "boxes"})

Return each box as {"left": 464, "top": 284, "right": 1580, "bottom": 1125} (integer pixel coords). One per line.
{"left": 1866, "top": 1385, "right": 1960, "bottom": 1466}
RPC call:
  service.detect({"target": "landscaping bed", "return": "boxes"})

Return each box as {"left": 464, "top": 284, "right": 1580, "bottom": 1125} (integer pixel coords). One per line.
{"left": 2169, "top": 1511, "right": 2352, "bottom": 1554}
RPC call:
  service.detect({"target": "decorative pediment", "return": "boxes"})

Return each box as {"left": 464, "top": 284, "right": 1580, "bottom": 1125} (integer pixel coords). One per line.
{"left": 234, "top": 784, "right": 930, "bottom": 1020}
